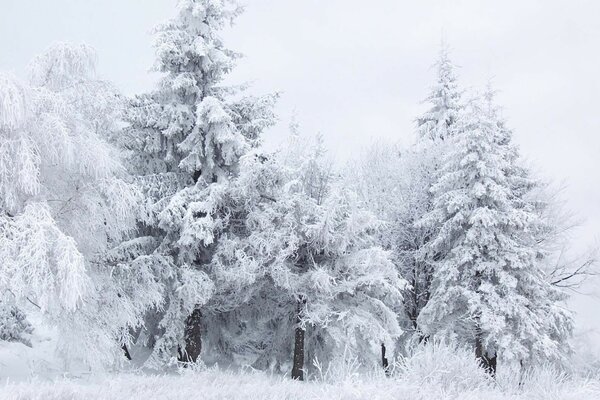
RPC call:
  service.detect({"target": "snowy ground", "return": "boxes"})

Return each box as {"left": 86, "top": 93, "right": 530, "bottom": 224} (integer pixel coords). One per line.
{"left": 2, "top": 326, "right": 599, "bottom": 400}
{"left": 1, "top": 369, "right": 600, "bottom": 400}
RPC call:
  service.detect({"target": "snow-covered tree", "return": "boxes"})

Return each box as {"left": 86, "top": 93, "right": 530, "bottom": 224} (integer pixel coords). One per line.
{"left": 0, "top": 43, "right": 147, "bottom": 369}
{"left": 399, "top": 44, "right": 464, "bottom": 343}
{"left": 120, "top": 0, "right": 276, "bottom": 368}
{"left": 481, "top": 85, "right": 598, "bottom": 290}
{"left": 209, "top": 134, "right": 405, "bottom": 379}
{"left": 346, "top": 46, "right": 464, "bottom": 348}
{"left": 416, "top": 94, "right": 573, "bottom": 374}
{"left": 417, "top": 43, "right": 462, "bottom": 142}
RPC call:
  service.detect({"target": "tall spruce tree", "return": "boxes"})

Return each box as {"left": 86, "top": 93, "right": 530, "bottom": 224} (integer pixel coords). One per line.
{"left": 416, "top": 94, "right": 573, "bottom": 373}
{"left": 403, "top": 44, "right": 463, "bottom": 343}
{"left": 121, "top": 0, "right": 276, "bottom": 367}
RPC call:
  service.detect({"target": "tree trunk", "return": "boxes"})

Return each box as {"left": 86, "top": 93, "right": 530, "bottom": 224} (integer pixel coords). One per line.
{"left": 475, "top": 333, "right": 497, "bottom": 376}
{"left": 181, "top": 307, "right": 202, "bottom": 363}
{"left": 381, "top": 343, "right": 390, "bottom": 376}
{"left": 291, "top": 296, "right": 306, "bottom": 381}
{"left": 122, "top": 344, "right": 132, "bottom": 361}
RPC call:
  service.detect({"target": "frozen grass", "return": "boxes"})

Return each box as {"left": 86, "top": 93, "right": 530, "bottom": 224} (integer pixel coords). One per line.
{"left": 1, "top": 341, "right": 599, "bottom": 400}
{"left": 1, "top": 368, "right": 599, "bottom": 400}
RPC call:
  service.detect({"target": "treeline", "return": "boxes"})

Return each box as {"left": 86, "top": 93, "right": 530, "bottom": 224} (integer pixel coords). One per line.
{"left": 0, "top": 0, "right": 590, "bottom": 378}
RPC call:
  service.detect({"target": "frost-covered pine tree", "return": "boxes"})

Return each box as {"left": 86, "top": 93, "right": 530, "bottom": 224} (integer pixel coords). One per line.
{"left": 417, "top": 43, "right": 462, "bottom": 142}
{"left": 399, "top": 44, "right": 463, "bottom": 344}
{"left": 121, "top": 0, "right": 276, "bottom": 367}
{"left": 0, "top": 43, "right": 146, "bottom": 368}
{"left": 343, "top": 46, "right": 464, "bottom": 349}
{"left": 416, "top": 94, "right": 573, "bottom": 374}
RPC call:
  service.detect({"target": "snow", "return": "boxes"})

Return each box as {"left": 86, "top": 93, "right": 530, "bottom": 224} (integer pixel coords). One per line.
{"left": 1, "top": 368, "right": 598, "bottom": 400}
{"left": 2, "top": 334, "right": 598, "bottom": 400}
{"left": 0, "top": 316, "right": 63, "bottom": 383}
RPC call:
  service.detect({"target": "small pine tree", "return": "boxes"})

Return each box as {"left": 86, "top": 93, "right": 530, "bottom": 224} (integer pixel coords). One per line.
{"left": 416, "top": 43, "right": 462, "bottom": 142}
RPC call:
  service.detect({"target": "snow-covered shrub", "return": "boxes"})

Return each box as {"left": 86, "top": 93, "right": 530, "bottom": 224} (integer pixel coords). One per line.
{"left": 494, "top": 364, "right": 600, "bottom": 399}
{"left": 311, "top": 346, "right": 364, "bottom": 383}
{"left": 393, "top": 340, "right": 492, "bottom": 393}
{"left": 0, "top": 300, "right": 33, "bottom": 346}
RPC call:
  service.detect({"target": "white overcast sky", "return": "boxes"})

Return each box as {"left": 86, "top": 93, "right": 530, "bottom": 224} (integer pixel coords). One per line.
{"left": 1, "top": 0, "right": 599, "bottom": 338}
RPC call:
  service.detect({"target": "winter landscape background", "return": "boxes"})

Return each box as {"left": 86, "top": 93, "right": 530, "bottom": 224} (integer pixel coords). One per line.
{"left": 0, "top": 1, "right": 599, "bottom": 399}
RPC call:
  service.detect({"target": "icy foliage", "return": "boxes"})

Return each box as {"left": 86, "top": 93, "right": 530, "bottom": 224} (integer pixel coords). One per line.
{"left": 345, "top": 48, "right": 463, "bottom": 347}
{"left": 416, "top": 43, "right": 462, "bottom": 142}
{"left": 394, "top": 340, "right": 493, "bottom": 392}
{"left": 0, "top": 0, "right": 589, "bottom": 384}
{"left": 0, "top": 74, "right": 29, "bottom": 131}
{"left": 28, "top": 42, "right": 97, "bottom": 91}
{"left": 344, "top": 141, "right": 445, "bottom": 348}
{"left": 0, "top": 44, "right": 144, "bottom": 369}
{"left": 124, "top": 0, "right": 273, "bottom": 181}
{"left": 0, "top": 203, "right": 88, "bottom": 312}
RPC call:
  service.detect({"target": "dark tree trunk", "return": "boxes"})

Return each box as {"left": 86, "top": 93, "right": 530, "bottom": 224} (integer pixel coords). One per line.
{"left": 487, "top": 353, "right": 497, "bottom": 375}
{"left": 181, "top": 307, "right": 202, "bottom": 363}
{"left": 122, "top": 344, "right": 132, "bottom": 361}
{"left": 475, "top": 334, "right": 497, "bottom": 376}
{"left": 473, "top": 273, "right": 496, "bottom": 376}
{"left": 291, "top": 296, "right": 306, "bottom": 381}
{"left": 381, "top": 343, "right": 390, "bottom": 376}
{"left": 407, "top": 261, "right": 433, "bottom": 345}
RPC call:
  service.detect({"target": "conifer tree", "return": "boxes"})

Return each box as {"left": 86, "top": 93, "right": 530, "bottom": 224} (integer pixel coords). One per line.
{"left": 417, "top": 43, "right": 462, "bottom": 142}
{"left": 402, "top": 44, "right": 463, "bottom": 343}
{"left": 416, "top": 94, "right": 573, "bottom": 373}
{"left": 121, "top": 0, "right": 276, "bottom": 367}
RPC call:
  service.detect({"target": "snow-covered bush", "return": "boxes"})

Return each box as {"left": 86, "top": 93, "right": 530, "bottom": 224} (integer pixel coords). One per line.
{"left": 311, "top": 346, "right": 364, "bottom": 383}
{"left": 0, "top": 300, "right": 33, "bottom": 346}
{"left": 393, "top": 340, "right": 492, "bottom": 393}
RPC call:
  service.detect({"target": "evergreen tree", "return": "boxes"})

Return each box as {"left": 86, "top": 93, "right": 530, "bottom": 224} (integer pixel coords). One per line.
{"left": 401, "top": 44, "right": 463, "bottom": 344}
{"left": 416, "top": 95, "right": 573, "bottom": 373}
{"left": 121, "top": 0, "right": 276, "bottom": 367}
{"left": 344, "top": 45, "right": 464, "bottom": 348}
{"left": 416, "top": 43, "right": 462, "bottom": 142}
